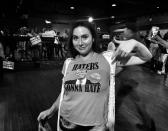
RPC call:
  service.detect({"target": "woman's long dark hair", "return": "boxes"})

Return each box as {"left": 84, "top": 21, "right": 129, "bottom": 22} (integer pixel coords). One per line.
{"left": 67, "top": 21, "right": 102, "bottom": 58}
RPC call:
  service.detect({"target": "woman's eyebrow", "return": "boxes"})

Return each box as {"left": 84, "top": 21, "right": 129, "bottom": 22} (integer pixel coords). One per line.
{"left": 73, "top": 34, "right": 88, "bottom": 37}
{"left": 72, "top": 35, "right": 78, "bottom": 37}
{"left": 81, "top": 34, "right": 89, "bottom": 37}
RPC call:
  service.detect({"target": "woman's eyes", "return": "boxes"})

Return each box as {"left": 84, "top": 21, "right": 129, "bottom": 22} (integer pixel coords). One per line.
{"left": 73, "top": 36, "right": 78, "bottom": 40}
{"left": 82, "top": 35, "right": 88, "bottom": 39}
{"left": 73, "top": 35, "right": 89, "bottom": 41}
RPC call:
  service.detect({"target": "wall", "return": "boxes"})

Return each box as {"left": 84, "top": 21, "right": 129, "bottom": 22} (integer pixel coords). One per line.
{"left": 137, "top": 13, "right": 168, "bottom": 28}
{"left": 28, "top": 14, "right": 75, "bottom": 33}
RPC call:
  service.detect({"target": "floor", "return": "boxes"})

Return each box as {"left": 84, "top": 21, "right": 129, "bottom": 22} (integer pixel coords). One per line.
{"left": 0, "top": 61, "right": 168, "bottom": 131}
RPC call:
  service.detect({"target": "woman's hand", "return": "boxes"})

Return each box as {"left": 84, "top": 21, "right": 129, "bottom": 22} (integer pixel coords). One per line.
{"left": 37, "top": 109, "right": 51, "bottom": 123}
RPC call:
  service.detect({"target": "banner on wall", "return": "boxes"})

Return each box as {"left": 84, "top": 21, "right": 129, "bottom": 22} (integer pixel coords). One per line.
{"left": 3, "top": 61, "right": 14, "bottom": 70}
{"left": 30, "top": 35, "right": 42, "bottom": 46}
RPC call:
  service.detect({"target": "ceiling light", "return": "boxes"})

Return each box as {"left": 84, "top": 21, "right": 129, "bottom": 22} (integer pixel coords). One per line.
{"left": 111, "top": 16, "right": 115, "bottom": 19}
{"left": 112, "top": 4, "right": 116, "bottom": 7}
{"left": 157, "top": 6, "right": 159, "bottom": 9}
{"left": 45, "top": 20, "right": 51, "bottom": 24}
{"left": 70, "top": 6, "right": 75, "bottom": 10}
{"left": 88, "top": 17, "right": 93, "bottom": 23}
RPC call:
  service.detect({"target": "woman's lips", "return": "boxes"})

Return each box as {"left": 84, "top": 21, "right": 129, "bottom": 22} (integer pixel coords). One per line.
{"left": 78, "top": 46, "right": 86, "bottom": 50}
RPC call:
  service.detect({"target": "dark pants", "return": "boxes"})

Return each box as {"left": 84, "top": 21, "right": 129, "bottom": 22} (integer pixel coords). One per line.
{"left": 150, "top": 57, "right": 163, "bottom": 72}
{"left": 163, "top": 57, "right": 168, "bottom": 87}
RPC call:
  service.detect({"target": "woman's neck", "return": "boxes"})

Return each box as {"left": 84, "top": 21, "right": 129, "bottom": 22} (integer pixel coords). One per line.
{"left": 78, "top": 51, "right": 95, "bottom": 61}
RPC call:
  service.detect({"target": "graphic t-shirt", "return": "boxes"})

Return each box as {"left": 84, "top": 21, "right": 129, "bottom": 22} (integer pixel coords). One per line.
{"left": 60, "top": 52, "right": 113, "bottom": 126}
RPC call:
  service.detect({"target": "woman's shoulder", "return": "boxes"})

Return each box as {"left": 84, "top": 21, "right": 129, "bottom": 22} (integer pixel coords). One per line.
{"left": 62, "top": 57, "right": 73, "bottom": 73}
{"left": 65, "top": 57, "right": 73, "bottom": 60}
{"left": 64, "top": 57, "right": 73, "bottom": 63}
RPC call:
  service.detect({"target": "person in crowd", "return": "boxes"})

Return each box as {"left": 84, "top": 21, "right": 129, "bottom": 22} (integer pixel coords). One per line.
{"left": 162, "top": 32, "right": 168, "bottom": 74}
{"left": 153, "top": 32, "right": 168, "bottom": 75}
{"left": 112, "top": 22, "right": 156, "bottom": 131}
{"left": 29, "top": 28, "right": 42, "bottom": 67}
{"left": 56, "top": 32, "right": 64, "bottom": 59}
{"left": 0, "top": 29, "right": 5, "bottom": 81}
{"left": 0, "top": 41, "right": 5, "bottom": 81}
{"left": 37, "top": 21, "right": 152, "bottom": 131}
{"left": 150, "top": 31, "right": 168, "bottom": 86}
{"left": 53, "top": 32, "right": 60, "bottom": 58}
{"left": 121, "top": 22, "right": 142, "bottom": 41}
{"left": 109, "top": 21, "right": 145, "bottom": 52}
{"left": 61, "top": 29, "right": 70, "bottom": 58}
{"left": 146, "top": 27, "right": 167, "bottom": 74}
{"left": 110, "top": 22, "right": 148, "bottom": 74}
{"left": 42, "top": 25, "right": 56, "bottom": 59}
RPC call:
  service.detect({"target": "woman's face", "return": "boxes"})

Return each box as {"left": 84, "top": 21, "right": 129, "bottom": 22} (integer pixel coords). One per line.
{"left": 151, "top": 27, "right": 159, "bottom": 37}
{"left": 72, "top": 26, "right": 93, "bottom": 56}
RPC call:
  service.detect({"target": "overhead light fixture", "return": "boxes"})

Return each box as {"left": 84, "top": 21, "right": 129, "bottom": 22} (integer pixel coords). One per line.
{"left": 70, "top": 6, "right": 75, "bottom": 10}
{"left": 111, "top": 16, "right": 115, "bottom": 19}
{"left": 88, "top": 17, "right": 93, "bottom": 23}
{"left": 157, "top": 6, "right": 159, "bottom": 9}
{"left": 45, "top": 20, "right": 51, "bottom": 24}
{"left": 112, "top": 4, "right": 116, "bottom": 7}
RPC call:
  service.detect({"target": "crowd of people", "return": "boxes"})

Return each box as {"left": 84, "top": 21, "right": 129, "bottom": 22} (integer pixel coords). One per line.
{"left": 1, "top": 23, "right": 168, "bottom": 75}
{"left": 144, "top": 27, "right": 168, "bottom": 75}
{"left": 0, "top": 25, "right": 69, "bottom": 63}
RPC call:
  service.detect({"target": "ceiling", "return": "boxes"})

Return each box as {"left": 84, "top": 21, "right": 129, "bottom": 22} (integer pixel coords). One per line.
{"left": 0, "top": 0, "right": 167, "bottom": 22}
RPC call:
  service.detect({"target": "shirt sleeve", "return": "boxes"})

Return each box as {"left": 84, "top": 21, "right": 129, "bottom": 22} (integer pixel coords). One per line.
{"left": 61, "top": 58, "right": 72, "bottom": 76}
{"left": 61, "top": 60, "right": 66, "bottom": 76}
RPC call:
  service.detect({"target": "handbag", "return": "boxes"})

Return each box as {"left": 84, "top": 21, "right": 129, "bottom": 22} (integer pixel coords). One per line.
{"left": 38, "top": 122, "right": 52, "bottom": 131}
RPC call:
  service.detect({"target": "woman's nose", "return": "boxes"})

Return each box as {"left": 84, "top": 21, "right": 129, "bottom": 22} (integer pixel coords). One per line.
{"left": 78, "top": 38, "right": 83, "bottom": 45}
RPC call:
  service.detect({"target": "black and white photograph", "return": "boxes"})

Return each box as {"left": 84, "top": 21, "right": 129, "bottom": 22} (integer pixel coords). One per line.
{"left": 0, "top": 0, "right": 168, "bottom": 131}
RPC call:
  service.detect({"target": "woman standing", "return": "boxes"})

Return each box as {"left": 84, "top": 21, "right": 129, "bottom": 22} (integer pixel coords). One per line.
{"left": 37, "top": 22, "right": 152, "bottom": 131}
